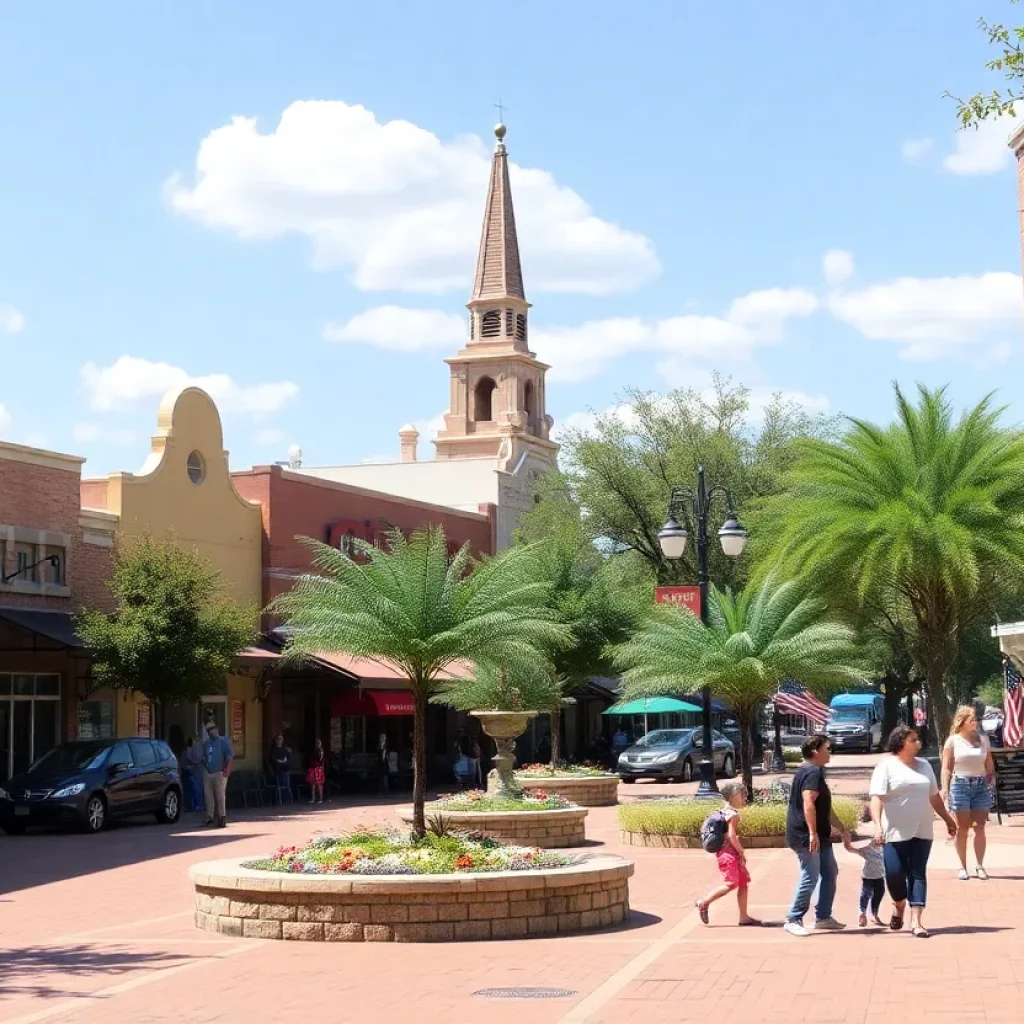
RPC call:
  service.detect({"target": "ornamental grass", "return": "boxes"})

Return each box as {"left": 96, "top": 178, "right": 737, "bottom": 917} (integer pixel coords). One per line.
{"left": 618, "top": 795, "right": 862, "bottom": 837}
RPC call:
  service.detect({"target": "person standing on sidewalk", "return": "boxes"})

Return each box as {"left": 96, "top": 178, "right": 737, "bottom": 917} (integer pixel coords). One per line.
{"left": 870, "top": 725, "right": 956, "bottom": 938}
{"left": 784, "top": 734, "right": 850, "bottom": 937}
{"left": 202, "top": 721, "right": 233, "bottom": 828}
{"left": 940, "top": 706, "right": 995, "bottom": 881}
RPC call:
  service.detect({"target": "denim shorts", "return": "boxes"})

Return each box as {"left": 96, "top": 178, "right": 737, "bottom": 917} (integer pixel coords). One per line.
{"left": 949, "top": 775, "right": 994, "bottom": 812}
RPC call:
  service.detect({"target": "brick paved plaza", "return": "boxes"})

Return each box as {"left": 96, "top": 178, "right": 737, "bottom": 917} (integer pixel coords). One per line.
{"left": 4, "top": 755, "right": 1024, "bottom": 1024}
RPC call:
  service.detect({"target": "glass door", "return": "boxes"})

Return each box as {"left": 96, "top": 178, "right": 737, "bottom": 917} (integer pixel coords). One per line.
{"left": 12, "top": 701, "right": 32, "bottom": 776}
{"left": 0, "top": 701, "right": 9, "bottom": 784}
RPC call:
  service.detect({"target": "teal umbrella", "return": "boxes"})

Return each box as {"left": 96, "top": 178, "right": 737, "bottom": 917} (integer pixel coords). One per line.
{"left": 603, "top": 696, "right": 702, "bottom": 737}
{"left": 603, "top": 697, "right": 702, "bottom": 715}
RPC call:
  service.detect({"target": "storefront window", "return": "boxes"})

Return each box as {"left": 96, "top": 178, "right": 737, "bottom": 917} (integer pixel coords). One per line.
{"left": 0, "top": 674, "right": 62, "bottom": 781}
{"left": 79, "top": 700, "right": 114, "bottom": 740}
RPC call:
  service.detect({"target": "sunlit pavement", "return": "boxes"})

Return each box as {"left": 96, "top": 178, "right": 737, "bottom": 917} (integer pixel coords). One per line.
{"left": 4, "top": 756, "right": 1024, "bottom": 1023}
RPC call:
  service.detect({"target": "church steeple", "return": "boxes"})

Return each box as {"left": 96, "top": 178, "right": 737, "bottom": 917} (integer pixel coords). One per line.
{"left": 471, "top": 123, "right": 525, "bottom": 304}
{"left": 433, "top": 122, "right": 557, "bottom": 469}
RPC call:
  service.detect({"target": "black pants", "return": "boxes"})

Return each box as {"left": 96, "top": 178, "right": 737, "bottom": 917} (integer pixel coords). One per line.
{"left": 859, "top": 877, "right": 885, "bottom": 915}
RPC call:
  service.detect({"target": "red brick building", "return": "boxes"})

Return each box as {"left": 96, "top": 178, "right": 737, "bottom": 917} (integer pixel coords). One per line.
{"left": 0, "top": 441, "right": 118, "bottom": 782}
{"left": 231, "top": 464, "right": 495, "bottom": 787}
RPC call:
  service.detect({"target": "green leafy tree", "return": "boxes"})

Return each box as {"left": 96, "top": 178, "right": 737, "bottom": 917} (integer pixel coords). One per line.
{"left": 613, "top": 574, "right": 864, "bottom": 798}
{"left": 76, "top": 535, "right": 257, "bottom": 736}
{"left": 761, "top": 385, "right": 1024, "bottom": 738}
{"left": 272, "top": 527, "right": 570, "bottom": 835}
{"left": 552, "top": 374, "right": 837, "bottom": 587}
{"left": 948, "top": 2, "right": 1024, "bottom": 127}
{"left": 516, "top": 506, "right": 647, "bottom": 764}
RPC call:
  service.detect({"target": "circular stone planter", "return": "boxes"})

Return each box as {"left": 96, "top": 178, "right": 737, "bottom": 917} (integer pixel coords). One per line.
{"left": 397, "top": 804, "right": 588, "bottom": 848}
{"left": 517, "top": 775, "right": 619, "bottom": 807}
{"left": 190, "top": 854, "right": 633, "bottom": 942}
{"left": 620, "top": 831, "right": 787, "bottom": 849}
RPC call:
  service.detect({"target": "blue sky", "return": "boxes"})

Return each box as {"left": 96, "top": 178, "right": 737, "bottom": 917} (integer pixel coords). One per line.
{"left": 0, "top": 1, "right": 1022, "bottom": 475}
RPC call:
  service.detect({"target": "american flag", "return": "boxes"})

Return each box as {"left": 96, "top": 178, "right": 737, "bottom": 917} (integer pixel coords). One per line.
{"left": 773, "top": 680, "right": 832, "bottom": 727}
{"left": 1004, "top": 659, "right": 1024, "bottom": 748}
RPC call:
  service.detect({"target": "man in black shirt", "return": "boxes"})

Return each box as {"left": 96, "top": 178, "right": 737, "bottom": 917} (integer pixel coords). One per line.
{"left": 784, "top": 734, "right": 850, "bottom": 937}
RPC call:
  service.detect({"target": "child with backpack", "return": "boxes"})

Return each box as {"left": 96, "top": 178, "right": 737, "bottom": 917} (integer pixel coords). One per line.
{"left": 695, "top": 780, "right": 762, "bottom": 926}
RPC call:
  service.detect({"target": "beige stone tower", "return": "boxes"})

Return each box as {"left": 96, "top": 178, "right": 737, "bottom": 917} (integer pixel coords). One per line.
{"left": 434, "top": 123, "right": 558, "bottom": 471}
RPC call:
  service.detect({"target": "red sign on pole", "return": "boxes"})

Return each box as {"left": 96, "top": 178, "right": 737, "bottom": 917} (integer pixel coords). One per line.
{"left": 655, "top": 586, "right": 702, "bottom": 617}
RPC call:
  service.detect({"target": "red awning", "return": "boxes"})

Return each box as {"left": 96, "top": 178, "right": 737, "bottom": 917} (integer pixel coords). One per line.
{"left": 331, "top": 690, "right": 416, "bottom": 717}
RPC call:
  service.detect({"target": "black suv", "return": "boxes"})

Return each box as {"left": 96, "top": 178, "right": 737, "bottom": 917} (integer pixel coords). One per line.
{"left": 0, "top": 737, "right": 182, "bottom": 835}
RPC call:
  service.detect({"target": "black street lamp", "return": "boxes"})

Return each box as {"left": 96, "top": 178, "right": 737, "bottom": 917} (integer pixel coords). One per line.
{"left": 658, "top": 465, "right": 747, "bottom": 798}
{"left": 3, "top": 553, "right": 59, "bottom": 584}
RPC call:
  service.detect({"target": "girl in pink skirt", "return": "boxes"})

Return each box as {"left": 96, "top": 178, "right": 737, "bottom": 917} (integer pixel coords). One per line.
{"left": 696, "top": 781, "right": 762, "bottom": 926}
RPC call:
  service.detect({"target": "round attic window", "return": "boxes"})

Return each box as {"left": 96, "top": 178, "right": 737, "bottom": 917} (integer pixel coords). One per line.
{"left": 186, "top": 450, "right": 206, "bottom": 485}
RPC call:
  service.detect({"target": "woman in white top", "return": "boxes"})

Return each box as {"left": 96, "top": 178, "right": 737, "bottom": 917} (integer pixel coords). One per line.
{"left": 941, "top": 706, "right": 996, "bottom": 881}
{"left": 869, "top": 725, "right": 957, "bottom": 938}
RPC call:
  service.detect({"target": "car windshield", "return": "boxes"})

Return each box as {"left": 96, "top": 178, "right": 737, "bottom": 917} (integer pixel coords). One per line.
{"left": 634, "top": 730, "right": 695, "bottom": 748}
{"left": 832, "top": 709, "right": 867, "bottom": 723}
{"left": 28, "top": 742, "right": 110, "bottom": 774}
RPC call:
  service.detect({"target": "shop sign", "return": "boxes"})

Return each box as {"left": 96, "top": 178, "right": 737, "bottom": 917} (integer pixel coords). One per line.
{"left": 654, "top": 585, "right": 702, "bottom": 617}
{"left": 231, "top": 699, "right": 246, "bottom": 758}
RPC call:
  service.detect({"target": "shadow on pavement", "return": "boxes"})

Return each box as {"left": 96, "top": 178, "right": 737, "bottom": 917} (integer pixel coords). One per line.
{"left": 0, "top": 943, "right": 197, "bottom": 1000}
{"left": 0, "top": 823, "right": 257, "bottom": 896}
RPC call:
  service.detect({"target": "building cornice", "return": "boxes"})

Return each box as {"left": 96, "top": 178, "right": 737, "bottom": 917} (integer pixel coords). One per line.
{"left": 0, "top": 441, "right": 84, "bottom": 473}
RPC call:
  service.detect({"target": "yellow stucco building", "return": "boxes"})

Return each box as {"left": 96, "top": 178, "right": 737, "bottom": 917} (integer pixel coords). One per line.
{"left": 81, "top": 387, "right": 265, "bottom": 769}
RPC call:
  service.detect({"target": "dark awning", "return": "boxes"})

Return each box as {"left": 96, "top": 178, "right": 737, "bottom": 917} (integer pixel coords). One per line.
{"left": 0, "top": 608, "right": 83, "bottom": 648}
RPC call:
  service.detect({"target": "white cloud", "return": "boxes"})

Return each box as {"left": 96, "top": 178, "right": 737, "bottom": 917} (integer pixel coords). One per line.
{"left": 80, "top": 356, "right": 299, "bottom": 418}
{"left": 72, "top": 422, "right": 137, "bottom": 445}
{"left": 826, "top": 270, "right": 1023, "bottom": 359}
{"left": 532, "top": 287, "right": 818, "bottom": 382}
{"left": 0, "top": 304, "right": 25, "bottom": 334}
{"left": 167, "top": 100, "right": 659, "bottom": 295}
{"left": 325, "top": 306, "right": 464, "bottom": 352}
{"left": 943, "top": 116, "right": 1016, "bottom": 176}
{"left": 254, "top": 428, "right": 285, "bottom": 447}
{"left": 901, "top": 137, "right": 933, "bottom": 163}
{"left": 822, "top": 249, "right": 855, "bottom": 287}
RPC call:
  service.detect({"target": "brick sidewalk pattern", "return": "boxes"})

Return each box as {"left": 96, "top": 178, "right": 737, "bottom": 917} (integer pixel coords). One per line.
{"left": 3, "top": 755, "right": 1024, "bottom": 1023}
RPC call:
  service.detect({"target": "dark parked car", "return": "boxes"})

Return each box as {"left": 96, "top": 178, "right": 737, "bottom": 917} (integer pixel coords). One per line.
{"left": 617, "top": 728, "right": 735, "bottom": 783}
{"left": 0, "top": 737, "right": 182, "bottom": 835}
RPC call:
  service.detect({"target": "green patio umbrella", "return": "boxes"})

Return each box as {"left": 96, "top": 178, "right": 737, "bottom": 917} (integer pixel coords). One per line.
{"left": 603, "top": 696, "right": 702, "bottom": 736}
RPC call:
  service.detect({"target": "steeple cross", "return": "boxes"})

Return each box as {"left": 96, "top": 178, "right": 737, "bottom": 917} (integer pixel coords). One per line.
{"left": 494, "top": 98, "right": 507, "bottom": 122}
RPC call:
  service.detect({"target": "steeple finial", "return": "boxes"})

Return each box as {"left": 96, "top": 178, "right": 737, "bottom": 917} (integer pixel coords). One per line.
{"left": 471, "top": 118, "right": 524, "bottom": 302}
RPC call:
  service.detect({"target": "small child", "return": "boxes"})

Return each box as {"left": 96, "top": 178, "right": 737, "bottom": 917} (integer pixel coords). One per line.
{"left": 843, "top": 833, "right": 885, "bottom": 927}
{"left": 695, "top": 780, "right": 762, "bottom": 926}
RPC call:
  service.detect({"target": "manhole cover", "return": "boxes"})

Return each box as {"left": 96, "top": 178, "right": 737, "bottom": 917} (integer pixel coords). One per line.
{"left": 473, "top": 987, "right": 577, "bottom": 1000}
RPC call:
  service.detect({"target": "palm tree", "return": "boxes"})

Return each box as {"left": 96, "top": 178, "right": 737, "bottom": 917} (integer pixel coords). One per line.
{"left": 272, "top": 527, "right": 569, "bottom": 835}
{"left": 613, "top": 574, "right": 864, "bottom": 798}
{"left": 759, "top": 384, "right": 1024, "bottom": 738}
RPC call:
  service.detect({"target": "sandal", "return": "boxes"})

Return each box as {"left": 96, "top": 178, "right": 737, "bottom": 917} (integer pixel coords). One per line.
{"left": 976, "top": 867, "right": 989, "bottom": 880}
{"left": 911, "top": 926, "right": 930, "bottom": 938}
{"left": 696, "top": 901, "right": 709, "bottom": 925}
{"left": 889, "top": 912, "right": 904, "bottom": 931}
{"left": 738, "top": 918, "right": 763, "bottom": 927}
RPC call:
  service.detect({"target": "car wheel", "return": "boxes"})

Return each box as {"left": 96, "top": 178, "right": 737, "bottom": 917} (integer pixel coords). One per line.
{"left": 682, "top": 759, "right": 694, "bottom": 783}
{"left": 620, "top": 776, "right": 636, "bottom": 784}
{"left": 82, "top": 794, "right": 106, "bottom": 834}
{"left": 157, "top": 787, "right": 181, "bottom": 824}
{"left": 1, "top": 821, "right": 27, "bottom": 835}
{"left": 722, "top": 755, "right": 735, "bottom": 779}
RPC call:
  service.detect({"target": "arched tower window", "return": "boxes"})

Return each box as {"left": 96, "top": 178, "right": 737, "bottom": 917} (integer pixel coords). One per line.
{"left": 524, "top": 380, "right": 537, "bottom": 435}
{"left": 474, "top": 376, "right": 497, "bottom": 422}
{"left": 481, "top": 310, "right": 501, "bottom": 338}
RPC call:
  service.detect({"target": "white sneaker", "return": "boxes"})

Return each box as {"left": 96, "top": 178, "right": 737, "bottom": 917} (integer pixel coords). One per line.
{"left": 958, "top": 868, "right": 970, "bottom": 881}
{"left": 784, "top": 921, "right": 809, "bottom": 937}
{"left": 814, "top": 917, "right": 847, "bottom": 931}
{"left": 976, "top": 866, "right": 989, "bottom": 880}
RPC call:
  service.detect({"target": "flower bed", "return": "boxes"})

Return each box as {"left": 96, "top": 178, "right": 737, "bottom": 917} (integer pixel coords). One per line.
{"left": 398, "top": 793, "right": 588, "bottom": 848}
{"left": 432, "top": 789, "right": 572, "bottom": 812}
{"left": 191, "top": 852, "right": 634, "bottom": 942}
{"left": 619, "top": 795, "right": 862, "bottom": 849}
{"left": 245, "top": 829, "right": 576, "bottom": 876}
{"left": 516, "top": 766, "right": 619, "bottom": 807}
{"left": 517, "top": 762, "right": 611, "bottom": 777}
